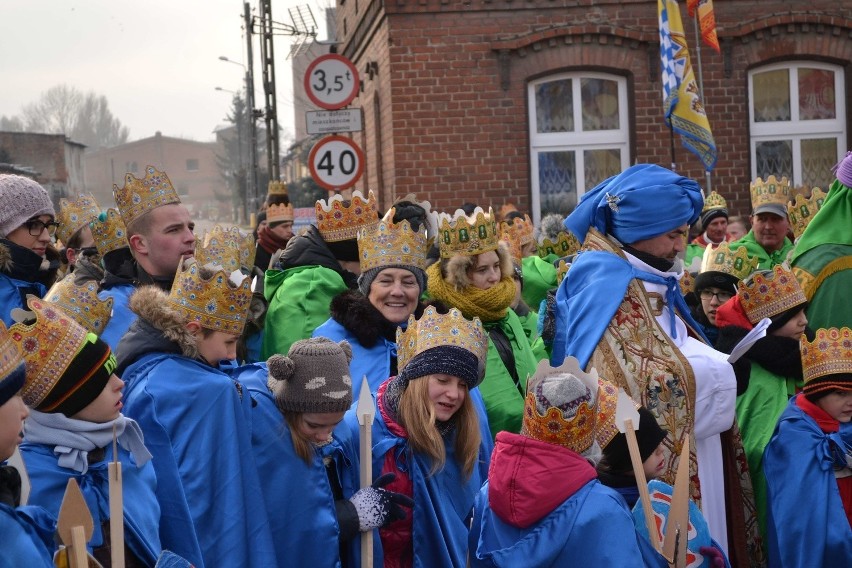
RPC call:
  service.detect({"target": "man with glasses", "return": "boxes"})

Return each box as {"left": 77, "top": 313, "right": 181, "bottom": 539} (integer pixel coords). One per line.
{"left": 0, "top": 174, "right": 59, "bottom": 325}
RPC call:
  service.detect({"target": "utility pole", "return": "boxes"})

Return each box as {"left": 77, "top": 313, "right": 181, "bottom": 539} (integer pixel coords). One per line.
{"left": 258, "top": 0, "right": 280, "bottom": 183}
{"left": 244, "top": 1, "right": 260, "bottom": 213}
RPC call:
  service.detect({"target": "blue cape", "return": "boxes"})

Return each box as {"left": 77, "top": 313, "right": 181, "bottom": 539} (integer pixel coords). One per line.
{"left": 764, "top": 396, "right": 852, "bottom": 567}
{"left": 20, "top": 441, "right": 161, "bottom": 565}
{"left": 98, "top": 282, "right": 137, "bottom": 350}
{"left": 0, "top": 502, "right": 55, "bottom": 567}
{"left": 121, "top": 353, "right": 277, "bottom": 568}
{"left": 0, "top": 273, "right": 45, "bottom": 327}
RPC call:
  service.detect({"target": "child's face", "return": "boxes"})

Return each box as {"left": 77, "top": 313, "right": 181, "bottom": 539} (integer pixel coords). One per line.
{"left": 297, "top": 411, "right": 346, "bottom": 445}
{"left": 771, "top": 309, "right": 808, "bottom": 340}
{"left": 72, "top": 374, "right": 124, "bottom": 423}
{"left": 642, "top": 444, "right": 666, "bottom": 480}
{"left": 0, "top": 395, "right": 28, "bottom": 461}
{"left": 815, "top": 390, "right": 852, "bottom": 423}
{"left": 196, "top": 331, "right": 239, "bottom": 366}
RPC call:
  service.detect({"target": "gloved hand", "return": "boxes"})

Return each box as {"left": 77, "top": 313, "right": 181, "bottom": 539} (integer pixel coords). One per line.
{"left": 0, "top": 465, "right": 22, "bottom": 507}
{"left": 699, "top": 545, "right": 726, "bottom": 568}
{"left": 348, "top": 473, "right": 415, "bottom": 532}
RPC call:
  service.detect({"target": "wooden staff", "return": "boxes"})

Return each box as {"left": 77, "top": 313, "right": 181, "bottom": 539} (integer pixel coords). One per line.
{"left": 356, "top": 376, "right": 375, "bottom": 568}
{"left": 57, "top": 478, "right": 94, "bottom": 568}
{"left": 663, "top": 437, "right": 690, "bottom": 568}
{"left": 109, "top": 424, "right": 125, "bottom": 568}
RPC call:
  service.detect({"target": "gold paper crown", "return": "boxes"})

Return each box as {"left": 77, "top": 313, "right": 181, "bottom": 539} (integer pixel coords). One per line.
{"left": 700, "top": 242, "right": 760, "bottom": 281}
{"left": 56, "top": 193, "right": 100, "bottom": 245}
{"left": 315, "top": 190, "right": 380, "bottom": 242}
{"left": 500, "top": 215, "right": 535, "bottom": 262}
{"left": 679, "top": 269, "right": 694, "bottom": 296}
{"left": 90, "top": 208, "right": 129, "bottom": 256}
{"left": 437, "top": 207, "right": 499, "bottom": 258}
{"left": 396, "top": 306, "right": 488, "bottom": 374}
{"left": 358, "top": 210, "right": 428, "bottom": 273}
{"left": 800, "top": 327, "right": 852, "bottom": 385}
{"left": 168, "top": 258, "right": 253, "bottom": 335}
{"left": 0, "top": 321, "right": 24, "bottom": 382}
{"left": 702, "top": 190, "right": 727, "bottom": 212}
{"left": 44, "top": 279, "right": 114, "bottom": 335}
{"left": 267, "top": 180, "right": 289, "bottom": 196}
{"left": 9, "top": 296, "right": 89, "bottom": 408}
{"left": 267, "top": 202, "right": 295, "bottom": 224}
{"left": 739, "top": 265, "right": 807, "bottom": 324}
{"left": 113, "top": 165, "right": 181, "bottom": 229}
{"left": 750, "top": 175, "right": 791, "bottom": 212}
{"left": 537, "top": 231, "right": 581, "bottom": 259}
{"left": 555, "top": 259, "right": 569, "bottom": 285}
{"left": 520, "top": 357, "right": 618, "bottom": 453}
{"left": 195, "top": 225, "right": 256, "bottom": 274}
{"left": 787, "top": 187, "right": 827, "bottom": 239}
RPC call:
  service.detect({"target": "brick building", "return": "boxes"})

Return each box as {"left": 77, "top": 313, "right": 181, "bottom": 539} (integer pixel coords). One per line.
{"left": 0, "top": 131, "right": 86, "bottom": 204}
{"left": 328, "top": 0, "right": 851, "bottom": 220}
{"left": 84, "top": 131, "right": 230, "bottom": 220}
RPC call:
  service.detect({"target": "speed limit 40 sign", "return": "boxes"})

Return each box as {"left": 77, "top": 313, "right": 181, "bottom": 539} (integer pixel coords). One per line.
{"left": 304, "top": 54, "right": 360, "bottom": 110}
{"left": 308, "top": 135, "right": 365, "bottom": 191}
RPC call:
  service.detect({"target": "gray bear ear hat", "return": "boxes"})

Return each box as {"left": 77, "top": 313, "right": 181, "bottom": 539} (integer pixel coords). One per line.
{"left": 267, "top": 337, "right": 354, "bottom": 413}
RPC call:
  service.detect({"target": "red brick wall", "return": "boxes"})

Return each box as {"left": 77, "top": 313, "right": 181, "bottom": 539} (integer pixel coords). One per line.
{"left": 335, "top": 0, "right": 852, "bottom": 216}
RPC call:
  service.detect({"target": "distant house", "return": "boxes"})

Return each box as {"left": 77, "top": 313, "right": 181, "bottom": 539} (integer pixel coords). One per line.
{"left": 0, "top": 131, "right": 86, "bottom": 206}
{"left": 84, "top": 131, "right": 231, "bottom": 220}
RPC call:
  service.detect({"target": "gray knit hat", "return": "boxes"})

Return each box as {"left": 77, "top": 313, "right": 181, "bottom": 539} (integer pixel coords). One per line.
{"left": 267, "top": 337, "right": 354, "bottom": 413}
{"left": 0, "top": 175, "right": 55, "bottom": 238}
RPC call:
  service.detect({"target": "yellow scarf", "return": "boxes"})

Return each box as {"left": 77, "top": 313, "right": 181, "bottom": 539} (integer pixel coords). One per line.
{"left": 426, "top": 262, "right": 516, "bottom": 323}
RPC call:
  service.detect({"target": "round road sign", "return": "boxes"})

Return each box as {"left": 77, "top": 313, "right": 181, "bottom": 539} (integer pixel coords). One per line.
{"left": 308, "top": 135, "right": 365, "bottom": 191}
{"left": 304, "top": 54, "right": 360, "bottom": 110}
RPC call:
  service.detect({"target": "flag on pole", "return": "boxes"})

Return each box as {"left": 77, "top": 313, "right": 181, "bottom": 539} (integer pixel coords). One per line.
{"left": 687, "top": 0, "right": 721, "bottom": 53}
{"left": 659, "top": 0, "right": 717, "bottom": 171}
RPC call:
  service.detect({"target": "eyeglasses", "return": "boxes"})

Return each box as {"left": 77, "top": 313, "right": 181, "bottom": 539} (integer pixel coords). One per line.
{"left": 25, "top": 219, "right": 60, "bottom": 237}
{"left": 699, "top": 290, "right": 733, "bottom": 303}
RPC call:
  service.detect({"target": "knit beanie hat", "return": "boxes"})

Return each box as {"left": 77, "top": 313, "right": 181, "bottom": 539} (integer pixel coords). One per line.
{"left": 357, "top": 266, "right": 427, "bottom": 297}
{"left": 699, "top": 207, "right": 728, "bottom": 230}
{"left": 601, "top": 406, "right": 668, "bottom": 474}
{"left": 693, "top": 271, "right": 739, "bottom": 296}
{"left": 0, "top": 322, "right": 26, "bottom": 407}
{"left": 397, "top": 345, "right": 481, "bottom": 389}
{"left": 267, "top": 337, "right": 354, "bottom": 413}
{"left": 0, "top": 174, "right": 55, "bottom": 238}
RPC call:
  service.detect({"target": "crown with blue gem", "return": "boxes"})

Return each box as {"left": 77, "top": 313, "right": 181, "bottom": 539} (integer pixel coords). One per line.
{"left": 44, "top": 279, "right": 113, "bottom": 335}
{"left": 396, "top": 306, "right": 488, "bottom": 374}
{"left": 357, "top": 208, "right": 429, "bottom": 273}
{"left": 168, "top": 258, "right": 253, "bottom": 335}
{"left": 56, "top": 193, "right": 100, "bottom": 245}
{"left": 195, "top": 225, "right": 256, "bottom": 274}
{"left": 113, "top": 166, "right": 181, "bottom": 229}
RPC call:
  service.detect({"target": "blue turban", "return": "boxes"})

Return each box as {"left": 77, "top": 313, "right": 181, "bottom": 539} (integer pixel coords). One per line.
{"left": 564, "top": 164, "right": 704, "bottom": 244}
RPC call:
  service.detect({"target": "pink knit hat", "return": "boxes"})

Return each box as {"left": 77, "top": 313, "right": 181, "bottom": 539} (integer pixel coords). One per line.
{"left": 0, "top": 174, "right": 55, "bottom": 237}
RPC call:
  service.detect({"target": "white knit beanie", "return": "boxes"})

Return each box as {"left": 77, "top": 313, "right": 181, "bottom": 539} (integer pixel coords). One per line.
{"left": 0, "top": 174, "right": 55, "bottom": 237}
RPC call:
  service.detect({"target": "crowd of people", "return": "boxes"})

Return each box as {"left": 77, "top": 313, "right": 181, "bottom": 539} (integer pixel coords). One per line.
{"left": 0, "top": 153, "right": 850, "bottom": 567}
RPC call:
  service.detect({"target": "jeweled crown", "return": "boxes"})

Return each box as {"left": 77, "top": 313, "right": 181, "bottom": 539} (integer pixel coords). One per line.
{"left": 520, "top": 357, "right": 619, "bottom": 453}
{"left": 437, "top": 207, "right": 499, "bottom": 258}
{"left": 750, "top": 175, "right": 791, "bottom": 212}
{"left": 739, "top": 265, "right": 807, "bottom": 324}
{"left": 500, "top": 214, "right": 535, "bottom": 262}
{"left": 113, "top": 166, "right": 181, "bottom": 229}
{"left": 267, "top": 202, "right": 295, "bottom": 224}
{"left": 267, "top": 180, "right": 288, "bottom": 196}
{"left": 168, "top": 258, "right": 253, "bottom": 335}
{"left": 556, "top": 259, "right": 569, "bottom": 285}
{"left": 358, "top": 209, "right": 429, "bottom": 273}
{"left": 702, "top": 190, "right": 727, "bottom": 212}
{"left": 9, "top": 297, "right": 89, "bottom": 408}
{"left": 0, "top": 321, "right": 24, "bottom": 382}
{"left": 90, "top": 208, "right": 129, "bottom": 256}
{"left": 56, "top": 193, "right": 100, "bottom": 245}
{"left": 700, "top": 242, "right": 759, "bottom": 281}
{"left": 537, "top": 231, "right": 581, "bottom": 259}
{"left": 44, "top": 279, "right": 113, "bottom": 335}
{"left": 800, "top": 327, "right": 852, "bottom": 385}
{"left": 787, "top": 187, "right": 827, "bottom": 239}
{"left": 396, "top": 306, "right": 488, "bottom": 374}
{"left": 315, "top": 190, "right": 380, "bottom": 242}
{"left": 195, "top": 225, "right": 256, "bottom": 274}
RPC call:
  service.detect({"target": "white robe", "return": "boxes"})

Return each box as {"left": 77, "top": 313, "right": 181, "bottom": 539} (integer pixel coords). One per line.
{"left": 626, "top": 253, "right": 737, "bottom": 554}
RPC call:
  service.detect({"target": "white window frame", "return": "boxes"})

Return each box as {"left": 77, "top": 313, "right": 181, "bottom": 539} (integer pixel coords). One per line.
{"left": 748, "top": 61, "right": 846, "bottom": 185}
{"left": 528, "top": 72, "right": 630, "bottom": 224}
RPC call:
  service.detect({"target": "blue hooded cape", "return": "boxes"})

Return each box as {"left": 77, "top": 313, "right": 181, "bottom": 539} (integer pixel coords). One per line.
{"left": 0, "top": 502, "right": 55, "bottom": 567}
{"left": 20, "top": 441, "right": 161, "bottom": 565}
{"left": 121, "top": 353, "right": 276, "bottom": 568}
{"left": 98, "top": 282, "right": 137, "bottom": 349}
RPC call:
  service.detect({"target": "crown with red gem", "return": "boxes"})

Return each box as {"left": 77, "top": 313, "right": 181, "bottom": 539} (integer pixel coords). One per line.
{"left": 113, "top": 166, "right": 181, "bottom": 229}
{"left": 800, "top": 327, "right": 852, "bottom": 393}
{"left": 521, "top": 356, "right": 619, "bottom": 453}
{"left": 89, "top": 208, "right": 129, "bottom": 256}
{"left": 168, "top": 258, "right": 253, "bottom": 335}
{"left": 396, "top": 306, "right": 488, "bottom": 376}
{"left": 358, "top": 208, "right": 429, "bottom": 273}
{"left": 500, "top": 214, "right": 535, "bottom": 262}
{"left": 56, "top": 193, "right": 100, "bottom": 245}
{"left": 195, "top": 225, "right": 256, "bottom": 274}
{"left": 537, "top": 231, "right": 581, "bottom": 259}
{"left": 437, "top": 207, "right": 499, "bottom": 258}
{"left": 0, "top": 321, "right": 24, "bottom": 384}
{"left": 787, "top": 187, "right": 827, "bottom": 240}
{"left": 700, "top": 242, "right": 760, "bottom": 281}
{"left": 44, "top": 279, "right": 113, "bottom": 335}
{"left": 739, "top": 265, "right": 807, "bottom": 324}
{"left": 315, "top": 190, "right": 379, "bottom": 242}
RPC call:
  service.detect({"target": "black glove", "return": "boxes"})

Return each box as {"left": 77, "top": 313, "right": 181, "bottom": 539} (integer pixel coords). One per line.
{"left": 348, "top": 473, "right": 415, "bottom": 532}
{"left": 0, "top": 465, "right": 22, "bottom": 507}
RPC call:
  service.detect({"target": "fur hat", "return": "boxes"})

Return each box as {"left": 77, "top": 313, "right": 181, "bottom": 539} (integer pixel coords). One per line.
{"left": 0, "top": 321, "right": 26, "bottom": 407}
{"left": 442, "top": 241, "right": 514, "bottom": 290}
{"left": 0, "top": 175, "right": 55, "bottom": 238}
{"left": 267, "top": 337, "right": 354, "bottom": 413}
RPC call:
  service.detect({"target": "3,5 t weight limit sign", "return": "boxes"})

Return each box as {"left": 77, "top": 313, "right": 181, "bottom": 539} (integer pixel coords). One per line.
{"left": 304, "top": 54, "right": 360, "bottom": 110}
{"left": 308, "top": 136, "right": 365, "bottom": 191}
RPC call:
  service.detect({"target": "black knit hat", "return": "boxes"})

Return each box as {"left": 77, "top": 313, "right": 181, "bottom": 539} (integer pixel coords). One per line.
{"left": 397, "top": 345, "right": 482, "bottom": 389}
{"left": 601, "top": 407, "right": 668, "bottom": 474}
{"left": 693, "top": 271, "right": 739, "bottom": 296}
{"left": 40, "top": 334, "right": 114, "bottom": 417}
{"left": 699, "top": 207, "right": 728, "bottom": 230}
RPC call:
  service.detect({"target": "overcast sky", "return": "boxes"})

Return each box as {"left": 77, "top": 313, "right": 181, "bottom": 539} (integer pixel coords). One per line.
{"left": 0, "top": 0, "right": 326, "bottom": 142}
